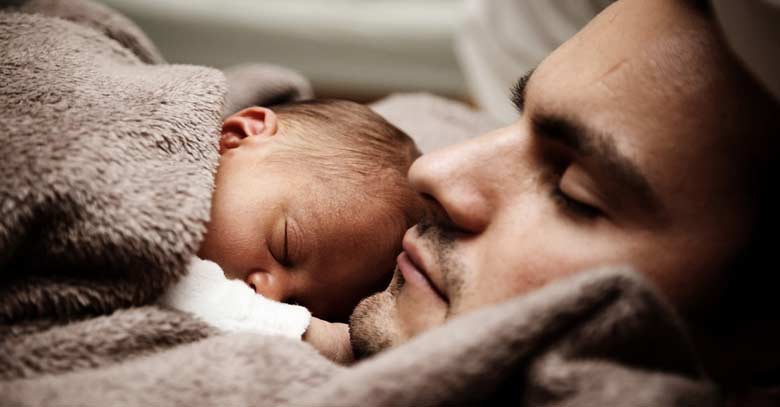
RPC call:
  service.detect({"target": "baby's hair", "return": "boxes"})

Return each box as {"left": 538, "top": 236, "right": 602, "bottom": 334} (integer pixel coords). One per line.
{"left": 269, "top": 99, "right": 424, "bottom": 233}
{"left": 271, "top": 99, "right": 419, "bottom": 175}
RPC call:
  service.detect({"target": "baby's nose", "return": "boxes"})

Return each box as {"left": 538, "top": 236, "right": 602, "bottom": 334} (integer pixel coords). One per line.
{"left": 245, "top": 270, "right": 286, "bottom": 302}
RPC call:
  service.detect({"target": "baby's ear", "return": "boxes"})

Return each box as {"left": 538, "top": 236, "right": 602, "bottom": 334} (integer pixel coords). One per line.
{"left": 219, "top": 107, "right": 279, "bottom": 153}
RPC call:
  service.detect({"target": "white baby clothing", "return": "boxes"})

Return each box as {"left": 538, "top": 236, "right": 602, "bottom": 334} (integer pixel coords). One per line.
{"left": 159, "top": 257, "right": 311, "bottom": 339}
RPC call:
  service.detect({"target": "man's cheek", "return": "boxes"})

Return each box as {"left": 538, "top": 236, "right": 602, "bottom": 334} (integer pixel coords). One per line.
{"left": 458, "top": 242, "right": 563, "bottom": 310}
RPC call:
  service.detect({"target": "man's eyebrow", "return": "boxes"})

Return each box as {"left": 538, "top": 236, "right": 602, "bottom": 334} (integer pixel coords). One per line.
{"left": 510, "top": 69, "right": 535, "bottom": 113}
{"left": 531, "top": 113, "right": 663, "bottom": 216}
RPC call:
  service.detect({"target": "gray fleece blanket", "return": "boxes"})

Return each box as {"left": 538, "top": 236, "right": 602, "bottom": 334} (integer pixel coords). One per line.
{"left": 0, "top": 1, "right": 720, "bottom": 405}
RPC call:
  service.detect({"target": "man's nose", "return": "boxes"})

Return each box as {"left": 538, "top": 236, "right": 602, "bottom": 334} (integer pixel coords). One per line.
{"left": 408, "top": 132, "right": 505, "bottom": 234}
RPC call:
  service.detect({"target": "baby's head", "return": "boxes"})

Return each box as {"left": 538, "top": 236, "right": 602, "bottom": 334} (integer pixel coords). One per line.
{"left": 199, "top": 99, "right": 422, "bottom": 321}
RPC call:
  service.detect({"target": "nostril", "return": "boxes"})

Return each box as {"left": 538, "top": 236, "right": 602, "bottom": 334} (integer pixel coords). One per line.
{"left": 417, "top": 193, "right": 473, "bottom": 235}
{"left": 245, "top": 271, "right": 266, "bottom": 294}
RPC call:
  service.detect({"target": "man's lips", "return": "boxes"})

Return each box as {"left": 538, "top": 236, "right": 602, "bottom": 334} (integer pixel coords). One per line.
{"left": 398, "top": 235, "right": 448, "bottom": 302}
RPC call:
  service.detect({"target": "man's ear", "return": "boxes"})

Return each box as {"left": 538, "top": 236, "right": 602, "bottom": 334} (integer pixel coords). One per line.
{"left": 220, "top": 106, "right": 279, "bottom": 153}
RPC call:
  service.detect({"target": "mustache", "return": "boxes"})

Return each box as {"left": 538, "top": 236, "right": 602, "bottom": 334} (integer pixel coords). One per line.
{"left": 416, "top": 204, "right": 460, "bottom": 242}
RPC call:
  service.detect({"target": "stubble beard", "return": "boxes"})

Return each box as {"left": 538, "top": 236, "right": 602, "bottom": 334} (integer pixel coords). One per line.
{"left": 349, "top": 216, "right": 466, "bottom": 358}
{"left": 349, "top": 270, "right": 406, "bottom": 358}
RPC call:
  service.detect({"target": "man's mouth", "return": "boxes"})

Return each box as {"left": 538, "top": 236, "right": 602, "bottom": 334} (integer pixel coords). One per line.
{"left": 397, "top": 235, "right": 448, "bottom": 303}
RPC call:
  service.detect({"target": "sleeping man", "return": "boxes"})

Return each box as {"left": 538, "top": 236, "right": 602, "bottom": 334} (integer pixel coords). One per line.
{"left": 347, "top": 0, "right": 780, "bottom": 398}
{"left": 161, "top": 99, "right": 421, "bottom": 362}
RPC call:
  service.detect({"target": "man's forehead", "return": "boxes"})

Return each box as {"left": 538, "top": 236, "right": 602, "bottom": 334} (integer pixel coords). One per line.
{"left": 535, "top": 1, "right": 733, "bottom": 137}
{"left": 513, "top": 0, "right": 760, "bottom": 221}
{"left": 542, "top": 0, "right": 715, "bottom": 95}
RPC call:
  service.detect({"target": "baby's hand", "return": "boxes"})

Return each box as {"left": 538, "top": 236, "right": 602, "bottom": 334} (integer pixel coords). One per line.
{"left": 303, "top": 317, "right": 353, "bottom": 364}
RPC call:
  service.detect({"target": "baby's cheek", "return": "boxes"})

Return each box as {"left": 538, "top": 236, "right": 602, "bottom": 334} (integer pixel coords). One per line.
{"left": 196, "top": 223, "right": 252, "bottom": 281}
{"left": 196, "top": 227, "right": 219, "bottom": 262}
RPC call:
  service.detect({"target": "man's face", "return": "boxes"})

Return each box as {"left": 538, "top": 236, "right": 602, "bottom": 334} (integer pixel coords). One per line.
{"left": 199, "top": 123, "right": 398, "bottom": 322}
{"left": 351, "top": 0, "right": 762, "bottom": 355}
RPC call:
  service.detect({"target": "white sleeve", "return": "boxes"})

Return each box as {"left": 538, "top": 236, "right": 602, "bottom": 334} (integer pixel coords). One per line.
{"left": 159, "top": 257, "right": 311, "bottom": 339}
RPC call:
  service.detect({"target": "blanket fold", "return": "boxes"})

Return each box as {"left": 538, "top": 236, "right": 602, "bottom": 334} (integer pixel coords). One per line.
{"left": 0, "top": 268, "right": 719, "bottom": 406}
{"left": 3, "top": 0, "right": 165, "bottom": 64}
{"left": 0, "top": 9, "right": 224, "bottom": 322}
{"left": 222, "top": 63, "right": 314, "bottom": 117}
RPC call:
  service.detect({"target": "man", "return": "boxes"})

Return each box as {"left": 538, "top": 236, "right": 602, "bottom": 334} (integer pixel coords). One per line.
{"left": 351, "top": 0, "right": 779, "bottom": 390}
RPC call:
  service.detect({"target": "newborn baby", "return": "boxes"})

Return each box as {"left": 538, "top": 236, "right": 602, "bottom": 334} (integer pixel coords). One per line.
{"left": 161, "top": 99, "right": 421, "bottom": 360}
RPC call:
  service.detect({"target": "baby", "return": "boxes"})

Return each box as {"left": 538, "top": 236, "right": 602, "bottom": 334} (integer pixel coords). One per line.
{"left": 160, "top": 99, "right": 422, "bottom": 361}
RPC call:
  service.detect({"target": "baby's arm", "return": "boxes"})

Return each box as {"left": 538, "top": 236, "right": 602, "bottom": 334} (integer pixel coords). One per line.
{"left": 159, "top": 257, "right": 311, "bottom": 339}
{"left": 304, "top": 317, "right": 354, "bottom": 364}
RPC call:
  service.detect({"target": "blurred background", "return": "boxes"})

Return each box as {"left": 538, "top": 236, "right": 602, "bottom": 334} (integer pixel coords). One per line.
{"left": 98, "top": 0, "right": 613, "bottom": 124}
{"left": 99, "top": 0, "right": 467, "bottom": 102}
{"left": 94, "top": 1, "right": 780, "bottom": 125}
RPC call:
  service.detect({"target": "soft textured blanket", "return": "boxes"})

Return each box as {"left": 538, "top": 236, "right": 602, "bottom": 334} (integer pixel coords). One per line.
{"left": 0, "top": 4, "right": 222, "bottom": 325}
{"left": 2, "top": 268, "right": 720, "bottom": 406}
{"left": 0, "top": 1, "right": 720, "bottom": 405}
{"left": 0, "top": 0, "right": 310, "bottom": 378}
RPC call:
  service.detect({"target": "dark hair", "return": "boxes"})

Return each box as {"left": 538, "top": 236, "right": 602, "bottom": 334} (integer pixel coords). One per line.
{"left": 270, "top": 99, "right": 424, "bottom": 232}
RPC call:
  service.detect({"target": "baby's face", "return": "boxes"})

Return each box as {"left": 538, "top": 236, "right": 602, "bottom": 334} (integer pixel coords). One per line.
{"left": 199, "top": 119, "right": 402, "bottom": 321}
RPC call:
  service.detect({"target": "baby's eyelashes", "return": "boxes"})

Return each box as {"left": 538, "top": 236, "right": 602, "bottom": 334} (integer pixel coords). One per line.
{"left": 270, "top": 217, "right": 294, "bottom": 268}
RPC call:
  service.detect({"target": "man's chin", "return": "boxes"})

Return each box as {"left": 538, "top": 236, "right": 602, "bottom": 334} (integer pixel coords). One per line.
{"left": 348, "top": 289, "right": 401, "bottom": 359}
